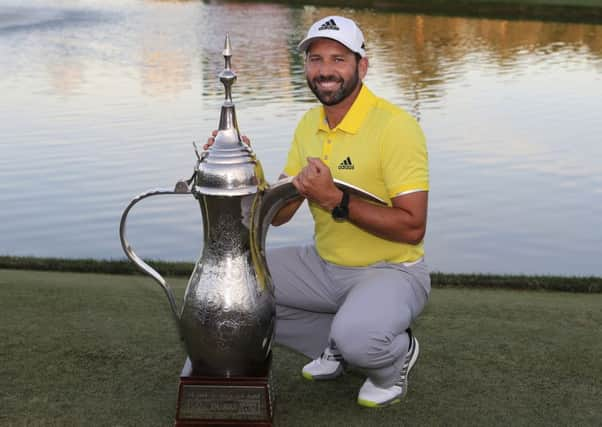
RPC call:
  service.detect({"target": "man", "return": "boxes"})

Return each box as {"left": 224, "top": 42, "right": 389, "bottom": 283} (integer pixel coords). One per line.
{"left": 268, "top": 16, "right": 430, "bottom": 408}
{"left": 207, "top": 15, "right": 429, "bottom": 407}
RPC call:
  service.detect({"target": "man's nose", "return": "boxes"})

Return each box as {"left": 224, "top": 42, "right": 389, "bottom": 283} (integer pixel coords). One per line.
{"left": 317, "top": 60, "right": 336, "bottom": 76}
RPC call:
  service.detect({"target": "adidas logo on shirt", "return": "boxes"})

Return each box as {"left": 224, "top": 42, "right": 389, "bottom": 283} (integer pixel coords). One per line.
{"left": 318, "top": 19, "right": 339, "bottom": 31}
{"left": 338, "top": 156, "right": 355, "bottom": 170}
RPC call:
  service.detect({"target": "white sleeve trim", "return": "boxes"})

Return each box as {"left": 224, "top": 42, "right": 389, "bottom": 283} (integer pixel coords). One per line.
{"left": 394, "top": 189, "right": 427, "bottom": 197}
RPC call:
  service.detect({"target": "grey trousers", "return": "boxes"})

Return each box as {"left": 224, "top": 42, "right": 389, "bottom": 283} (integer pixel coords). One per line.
{"left": 267, "top": 245, "right": 430, "bottom": 388}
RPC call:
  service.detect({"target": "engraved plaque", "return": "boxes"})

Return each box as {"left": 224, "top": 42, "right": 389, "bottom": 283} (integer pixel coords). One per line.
{"left": 179, "top": 384, "right": 268, "bottom": 420}
{"left": 175, "top": 372, "right": 273, "bottom": 426}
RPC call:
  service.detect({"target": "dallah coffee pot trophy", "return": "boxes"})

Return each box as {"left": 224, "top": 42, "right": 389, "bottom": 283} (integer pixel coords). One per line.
{"left": 119, "top": 35, "right": 384, "bottom": 426}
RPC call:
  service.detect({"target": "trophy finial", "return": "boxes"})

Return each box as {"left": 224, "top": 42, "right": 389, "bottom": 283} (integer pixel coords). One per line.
{"left": 193, "top": 33, "right": 261, "bottom": 196}
{"left": 223, "top": 33, "right": 232, "bottom": 57}
{"left": 219, "top": 34, "right": 236, "bottom": 105}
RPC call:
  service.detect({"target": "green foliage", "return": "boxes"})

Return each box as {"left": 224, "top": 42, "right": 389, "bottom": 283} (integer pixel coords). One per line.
{"left": 1, "top": 256, "right": 600, "bottom": 293}
{"left": 281, "top": 0, "right": 602, "bottom": 23}
{"left": 430, "top": 271, "right": 602, "bottom": 293}
{"left": 0, "top": 255, "right": 194, "bottom": 277}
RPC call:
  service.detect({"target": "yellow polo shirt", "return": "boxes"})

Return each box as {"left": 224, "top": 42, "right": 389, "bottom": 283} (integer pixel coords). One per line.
{"left": 283, "top": 85, "right": 429, "bottom": 266}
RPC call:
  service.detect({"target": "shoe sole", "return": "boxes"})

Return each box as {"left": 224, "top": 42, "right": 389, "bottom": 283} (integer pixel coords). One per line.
{"left": 302, "top": 363, "right": 344, "bottom": 381}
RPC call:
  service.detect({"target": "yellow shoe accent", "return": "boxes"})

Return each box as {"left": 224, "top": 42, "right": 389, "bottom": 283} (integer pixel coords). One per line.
{"left": 357, "top": 398, "right": 401, "bottom": 408}
{"left": 302, "top": 371, "right": 314, "bottom": 381}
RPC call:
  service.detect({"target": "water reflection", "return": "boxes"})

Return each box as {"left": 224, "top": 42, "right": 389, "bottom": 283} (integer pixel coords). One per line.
{"left": 47, "top": 59, "right": 85, "bottom": 95}
{"left": 141, "top": 42, "right": 191, "bottom": 97}
{"left": 1, "top": 0, "right": 601, "bottom": 276}
{"left": 196, "top": 3, "right": 300, "bottom": 102}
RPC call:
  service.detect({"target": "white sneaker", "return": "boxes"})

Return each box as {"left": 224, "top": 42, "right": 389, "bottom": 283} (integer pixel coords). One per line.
{"left": 301, "top": 346, "right": 346, "bottom": 380}
{"left": 357, "top": 330, "right": 419, "bottom": 407}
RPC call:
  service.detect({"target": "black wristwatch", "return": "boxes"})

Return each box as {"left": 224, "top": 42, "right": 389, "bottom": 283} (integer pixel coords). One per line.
{"left": 331, "top": 190, "right": 350, "bottom": 221}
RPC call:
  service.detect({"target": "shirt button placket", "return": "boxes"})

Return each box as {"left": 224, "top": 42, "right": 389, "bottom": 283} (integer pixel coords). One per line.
{"left": 323, "top": 136, "right": 332, "bottom": 162}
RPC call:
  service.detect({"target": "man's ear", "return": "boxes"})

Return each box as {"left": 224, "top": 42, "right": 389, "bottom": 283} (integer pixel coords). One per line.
{"left": 359, "top": 57, "right": 369, "bottom": 80}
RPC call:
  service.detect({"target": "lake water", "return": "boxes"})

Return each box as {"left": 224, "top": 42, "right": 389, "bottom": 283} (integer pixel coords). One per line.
{"left": 1, "top": 0, "right": 601, "bottom": 276}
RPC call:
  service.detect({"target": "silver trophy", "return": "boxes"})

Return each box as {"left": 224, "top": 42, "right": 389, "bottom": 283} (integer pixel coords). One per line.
{"left": 119, "top": 35, "right": 384, "bottom": 426}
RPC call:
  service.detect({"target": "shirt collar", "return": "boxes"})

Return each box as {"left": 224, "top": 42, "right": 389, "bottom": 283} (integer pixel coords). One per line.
{"left": 317, "top": 84, "right": 377, "bottom": 134}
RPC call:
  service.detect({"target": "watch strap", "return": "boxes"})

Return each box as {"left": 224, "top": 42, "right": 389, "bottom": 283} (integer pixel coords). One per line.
{"left": 331, "top": 190, "right": 350, "bottom": 220}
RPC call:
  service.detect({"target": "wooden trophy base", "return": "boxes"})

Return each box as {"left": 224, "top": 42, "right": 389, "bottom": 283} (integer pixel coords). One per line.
{"left": 174, "top": 358, "right": 273, "bottom": 427}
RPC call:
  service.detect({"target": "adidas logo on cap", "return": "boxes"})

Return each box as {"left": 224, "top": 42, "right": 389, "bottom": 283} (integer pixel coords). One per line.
{"left": 318, "top": 19, "right": 340, "bottom": 31}
{"left": 338, "top": 156, "right": 355, "bottom": 170}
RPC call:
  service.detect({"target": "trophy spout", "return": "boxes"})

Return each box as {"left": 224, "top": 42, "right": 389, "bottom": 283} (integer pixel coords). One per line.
{"left": 258, "top": 176, "right": 387, "bottom": 249}
{"left": 332, "top": 178, "right": 388, "bottom": 205}
{"left": 258, "top": 178, "right": 301, "bottom": 249}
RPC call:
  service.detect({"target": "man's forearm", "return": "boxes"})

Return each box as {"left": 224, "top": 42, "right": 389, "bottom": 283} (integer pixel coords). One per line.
{"left": 344, "top": 194, "right": 427, "bottom": 245}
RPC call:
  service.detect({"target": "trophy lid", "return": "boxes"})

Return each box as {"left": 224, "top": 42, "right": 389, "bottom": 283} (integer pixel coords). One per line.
{"left": 194, "top": 34, "right": 264, "bottom": 197}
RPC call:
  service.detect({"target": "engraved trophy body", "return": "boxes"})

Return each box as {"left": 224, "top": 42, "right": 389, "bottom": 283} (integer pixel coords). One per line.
{"left": 119, "top": 36, "right": 384, "bottom": 426}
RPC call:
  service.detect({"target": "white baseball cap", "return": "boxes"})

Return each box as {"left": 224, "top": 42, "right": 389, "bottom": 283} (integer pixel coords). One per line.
{"left": 298, "top": 16, "right": 366, "bottom": 58}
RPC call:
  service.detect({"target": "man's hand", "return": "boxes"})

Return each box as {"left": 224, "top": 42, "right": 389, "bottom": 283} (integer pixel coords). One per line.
{"left": 204, "top": 129, "right": 251, "bottom": 149}
{"left": 293, "top": 157, "right": 343, "bottom": 212}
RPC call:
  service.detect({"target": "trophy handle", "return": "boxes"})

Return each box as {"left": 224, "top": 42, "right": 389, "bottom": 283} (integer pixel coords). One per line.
{"left": 119, "top": 181, "right": 192, "bottom": 338}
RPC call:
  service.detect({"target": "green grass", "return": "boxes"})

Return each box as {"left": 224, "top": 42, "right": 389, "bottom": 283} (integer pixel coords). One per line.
{"left": 1, "top": 268, "right": 601, "bottom": 426}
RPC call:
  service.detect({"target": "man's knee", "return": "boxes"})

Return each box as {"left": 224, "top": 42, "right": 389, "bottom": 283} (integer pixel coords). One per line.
{"left": 330, "top": 323, "right": 397, "bottom": 369}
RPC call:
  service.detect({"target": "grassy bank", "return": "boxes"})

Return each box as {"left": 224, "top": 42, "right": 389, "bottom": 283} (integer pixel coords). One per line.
{"left": 284, "top": 0, "right": 602, "bottom": 23}
{"left": 1, "top": 268, "right": 601, "bottom": 426}
{"left": 1, "top": 255, "right": 601, "bottom": 293}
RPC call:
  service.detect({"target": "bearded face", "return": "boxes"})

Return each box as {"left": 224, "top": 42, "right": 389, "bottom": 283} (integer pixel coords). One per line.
{"left": 306, "top": 61, "right": 361, "bottom": 106}
{"left": 304, "top": 39, "right": 364, "bottom": 107}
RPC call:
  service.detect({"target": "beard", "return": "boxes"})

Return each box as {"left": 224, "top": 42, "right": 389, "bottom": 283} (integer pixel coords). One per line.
{"left": 307, "top": 64, "right": 361, "bottom": 106}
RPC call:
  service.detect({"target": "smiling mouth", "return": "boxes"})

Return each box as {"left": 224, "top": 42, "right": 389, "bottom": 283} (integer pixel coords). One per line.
{"left": 315, "top": 79, "right": 342, "bottom": 91}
